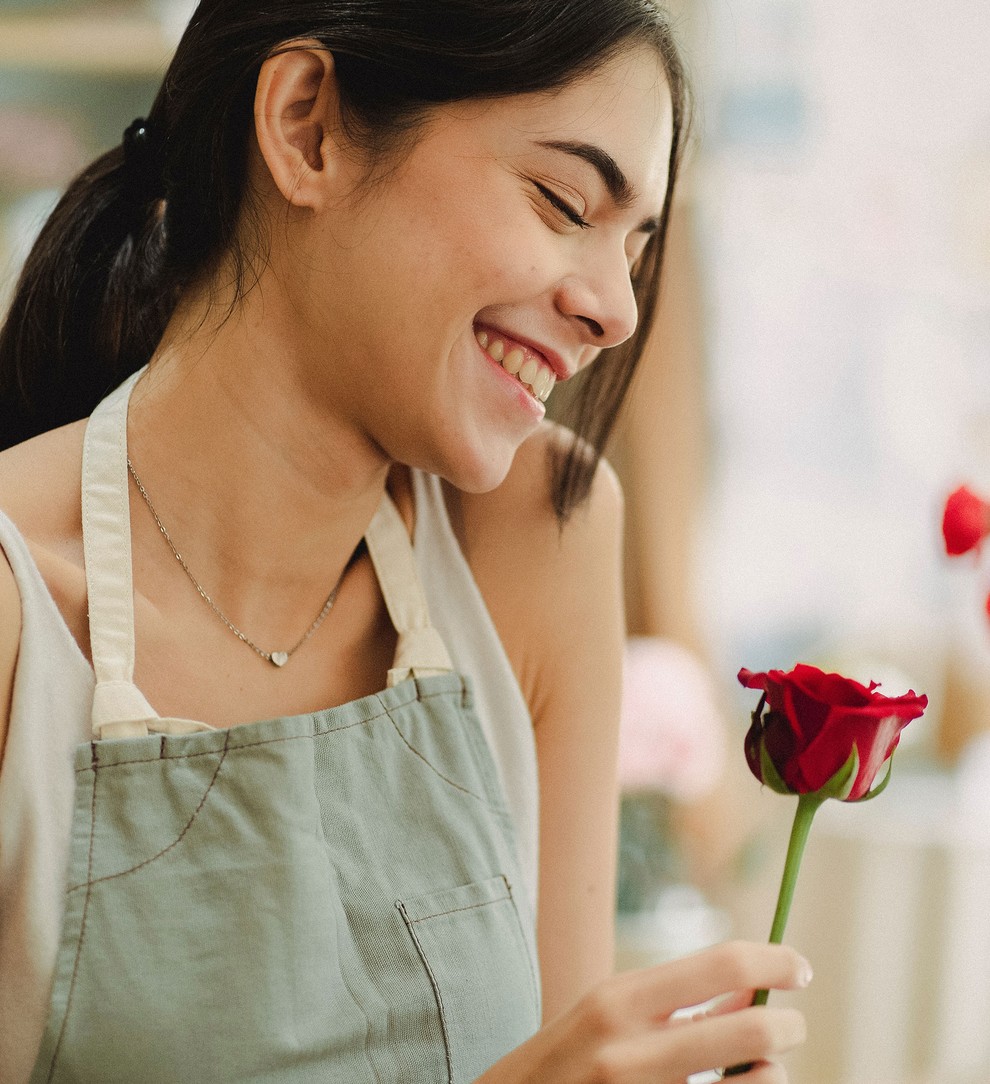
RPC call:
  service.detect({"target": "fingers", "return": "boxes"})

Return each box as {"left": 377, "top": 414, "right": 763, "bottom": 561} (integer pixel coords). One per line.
{"left": 725, "top": 1061, "right": 790, "bottom": 1083}
{"left": 671, "top": 989, "right": 756, "bottom": 1025}
{"left": 595, "top": 1004, "right": 805, "bottom": 1082}
{"left": 502, "top": 942, "right": 810, "bottom": 1084}
{"left": 680, "top": 1006, "right": 806, "bottom": 1078}
{"left": 612, "top": 941, "right": 812, "bottom": 1024}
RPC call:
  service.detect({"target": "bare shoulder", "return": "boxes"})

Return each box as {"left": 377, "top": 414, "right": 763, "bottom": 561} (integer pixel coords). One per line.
{"left": 0, "top": 423, "right": 86, "bottom": 766}
{"left": 0, "top": 421, "right": 86, "bottom": 542}
{"left": 452, "top": 422, "right": 625, "bottom": 721}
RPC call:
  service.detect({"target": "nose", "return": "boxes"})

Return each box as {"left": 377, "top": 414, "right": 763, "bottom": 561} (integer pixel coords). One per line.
{"left": 553, "top": 247, "right": 640, "bottom": 349}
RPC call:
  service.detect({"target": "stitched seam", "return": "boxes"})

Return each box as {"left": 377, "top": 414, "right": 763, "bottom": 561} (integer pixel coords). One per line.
{"left": 396, "top": 900, "right": 454, "bottom": 1084}
{"left": 457, "top": 706, "right": 512, "bottom": 815}
{"left": 503, "top": 876, "right": 541, "bottom": 1012}
{"left": 405, "top": 894, "right": 512, "bottom": 923}
{"left": 73, "top": 715, "right": 384, "bottom": 773}
{"left": 46, "top": 744, "right": 100, "bottom": 1079}
{"left": 386, "top": 715, "right": 490, "bottom": 805}
{"left": 415, "top": 687, "right": 462, "bottom": 702}
{"left": 71, "top": 684, "right": 463, "bottom": 773}
{"left": 66, "top": 730, "right": 230, "bottom": 893}
{"left": 70, "top": 687, "right": 462, "bottom": 773}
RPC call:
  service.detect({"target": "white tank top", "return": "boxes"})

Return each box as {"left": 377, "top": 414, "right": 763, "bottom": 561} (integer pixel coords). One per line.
{"left": 0, "top": 467, "right": 538, "bottom": 1084}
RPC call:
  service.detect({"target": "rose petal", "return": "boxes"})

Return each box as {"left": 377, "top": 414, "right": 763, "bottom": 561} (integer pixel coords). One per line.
{"left": 738, "top": 662, "right": 927, "bottom": 801}
{"left": 737, "top": 668, "right": 768, "bottom": 691}
{"left": 943, "top": 485, "right": 990, "bottom": 557}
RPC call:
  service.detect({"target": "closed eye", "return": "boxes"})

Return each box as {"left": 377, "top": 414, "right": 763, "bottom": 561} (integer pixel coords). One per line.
{"left": 533, "top": 182, "right": 591, "bottom": 230}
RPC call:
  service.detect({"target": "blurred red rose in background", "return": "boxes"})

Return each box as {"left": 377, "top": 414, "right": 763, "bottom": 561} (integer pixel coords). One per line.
{"left": 942, "top": 485, "right": 990, "bottom": 557}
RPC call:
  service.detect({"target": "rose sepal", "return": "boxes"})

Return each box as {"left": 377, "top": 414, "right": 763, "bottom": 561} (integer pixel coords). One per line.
{"left": 757, "top": 738, "right": 796, "bottom": 796}
{"left": 757, "top": 739, "right": 869, "bottom": 802}
{"left": 849, "top": 754, "right": 894, "bottom": 803}
{"left": 813, "top": 745, "right": 860, "bottom": 801}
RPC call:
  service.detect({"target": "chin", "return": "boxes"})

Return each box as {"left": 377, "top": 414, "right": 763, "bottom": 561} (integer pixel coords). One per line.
{"left": 429, "top": 434, "right": 521, "bottom": 495}
{"left": 440, "top": 455, "right": 514, "bottom": 495}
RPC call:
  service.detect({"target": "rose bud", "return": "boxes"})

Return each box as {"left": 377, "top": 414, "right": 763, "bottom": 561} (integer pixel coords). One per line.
{"left": 738, "top": 664, "right": 927, "bottom": 801}
{"left": 942, "top": 485, "right": 990, "bottom": 557}
{"left": 726, "top": 661, "right": 928, "bottom": 1061}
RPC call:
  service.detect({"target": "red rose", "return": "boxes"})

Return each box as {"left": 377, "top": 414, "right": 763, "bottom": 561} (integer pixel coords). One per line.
{"left": 942, "top": 485, "right": 990, "bottom": 556}
{"left": 738, "top": 664, "right": 927, "bottom": 801}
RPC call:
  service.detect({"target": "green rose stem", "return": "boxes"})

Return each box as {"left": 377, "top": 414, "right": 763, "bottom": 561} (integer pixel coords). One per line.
{"left": 751, "top": 792, "right": 821, "bottom": 1006}
{"left": 724, "top": 792, "right": 823, "bottom": 1077}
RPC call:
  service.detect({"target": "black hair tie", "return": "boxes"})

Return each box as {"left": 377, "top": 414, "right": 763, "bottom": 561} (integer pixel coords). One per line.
{"left": 122, "top": 117, "right": 164, "bottom": 205}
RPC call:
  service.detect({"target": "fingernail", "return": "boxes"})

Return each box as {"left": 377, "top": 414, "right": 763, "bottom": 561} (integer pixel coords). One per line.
{"left": 798, "top": 958, "right": 814, "bottom": 987}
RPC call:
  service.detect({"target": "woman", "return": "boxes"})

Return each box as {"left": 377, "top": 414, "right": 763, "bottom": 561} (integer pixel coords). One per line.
{"left": 0, "top": 2, "right": 809, "bottom": 1081}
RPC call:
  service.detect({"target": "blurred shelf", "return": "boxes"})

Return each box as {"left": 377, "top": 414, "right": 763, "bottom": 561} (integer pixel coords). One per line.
{"left": 0, "top": 13, "right": 173, "bottom": 76}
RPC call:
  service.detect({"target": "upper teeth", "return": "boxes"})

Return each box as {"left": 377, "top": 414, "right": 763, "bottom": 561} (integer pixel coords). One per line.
{"left": 475, "top": 329, "right": 557, "bottom": 403}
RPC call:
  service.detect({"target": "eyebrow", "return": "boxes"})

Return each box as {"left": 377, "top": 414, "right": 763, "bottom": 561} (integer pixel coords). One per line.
{"left": 536, "top": 139, "right": 660, "bottom": 233}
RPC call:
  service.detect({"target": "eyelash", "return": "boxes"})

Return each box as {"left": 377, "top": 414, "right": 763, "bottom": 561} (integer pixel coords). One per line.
{"left": 533, "top": 182, "right": 591, "bottom": 230}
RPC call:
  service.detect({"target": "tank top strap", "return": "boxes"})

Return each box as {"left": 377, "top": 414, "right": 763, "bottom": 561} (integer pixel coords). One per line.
{"left": 81, "top": 369, "right": 453, "bottom": 739}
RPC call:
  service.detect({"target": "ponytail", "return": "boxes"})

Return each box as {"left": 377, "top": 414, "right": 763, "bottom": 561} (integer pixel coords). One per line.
{"left": 0, "top": 120, "right": 176, "bottom": 450}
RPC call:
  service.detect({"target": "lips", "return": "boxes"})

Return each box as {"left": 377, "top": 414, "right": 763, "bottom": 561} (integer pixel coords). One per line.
{"left": 474, "top": 326, "right": 557, "bottom": 404}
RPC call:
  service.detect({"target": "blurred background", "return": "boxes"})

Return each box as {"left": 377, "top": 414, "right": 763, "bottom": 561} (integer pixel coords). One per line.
{"left": 1, "top": 1, "right": 989, "bottom": 1081}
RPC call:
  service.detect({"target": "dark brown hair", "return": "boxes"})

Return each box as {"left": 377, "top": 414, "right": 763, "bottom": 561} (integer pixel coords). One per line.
{"left": 0, "top": 0, "right": 689, "bottom": 517}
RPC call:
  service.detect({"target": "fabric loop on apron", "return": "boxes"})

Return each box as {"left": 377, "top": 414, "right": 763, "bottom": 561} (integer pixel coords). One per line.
{"left": 29, "top": 370, "right": 540, "bottom": 1084}
{"left": 364, "top": 493, "right": 454, "bottom": 686}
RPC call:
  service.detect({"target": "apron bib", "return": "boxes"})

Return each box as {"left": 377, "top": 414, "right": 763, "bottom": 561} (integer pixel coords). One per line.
{"left": 29, "top": 373, "right": 540, "bottom": 1084}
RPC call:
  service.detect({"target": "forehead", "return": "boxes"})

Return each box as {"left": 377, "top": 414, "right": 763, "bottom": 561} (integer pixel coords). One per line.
{"left": 446, "top": 46, "right": 674, "bottom": 209}
{"left": 513, "top": 47, "right": 671, "bottom": 138}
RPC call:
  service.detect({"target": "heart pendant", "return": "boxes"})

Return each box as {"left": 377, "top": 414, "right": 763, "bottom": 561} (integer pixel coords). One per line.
{"left": 270, "top": 651, "right": 289, "bottom": 667}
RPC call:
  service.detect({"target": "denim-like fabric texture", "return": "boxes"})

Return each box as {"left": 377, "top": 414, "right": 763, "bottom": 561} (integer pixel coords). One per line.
{"left": 30, "top": 674, "right": 540, "bottom": 1083}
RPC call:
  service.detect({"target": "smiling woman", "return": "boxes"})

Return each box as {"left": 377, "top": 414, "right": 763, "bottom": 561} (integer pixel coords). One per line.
{"left": 0, "top": 3, "right": 808, "bottom": 1083}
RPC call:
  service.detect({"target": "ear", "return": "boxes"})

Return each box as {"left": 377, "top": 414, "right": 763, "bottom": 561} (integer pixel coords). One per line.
{"left": 253, "top": 40, "right": 341, "bottom": 210}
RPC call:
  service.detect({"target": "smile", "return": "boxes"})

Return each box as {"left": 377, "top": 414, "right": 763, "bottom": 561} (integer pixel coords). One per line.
{"left": 474, "top": 328, "right": 557, "bottom": 404}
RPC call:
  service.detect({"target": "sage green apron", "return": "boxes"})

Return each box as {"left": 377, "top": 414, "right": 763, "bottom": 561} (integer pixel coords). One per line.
{"left": 29, "top": 374, "right": 541, "bottom": 1084}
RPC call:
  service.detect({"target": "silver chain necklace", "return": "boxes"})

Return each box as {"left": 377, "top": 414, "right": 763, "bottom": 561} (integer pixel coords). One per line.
{"left": 127, "top": 457, "right": 348, "bottom": 667}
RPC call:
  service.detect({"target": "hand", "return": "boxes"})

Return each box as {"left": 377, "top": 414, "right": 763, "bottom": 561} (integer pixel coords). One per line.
{"left": 478, "top": 940, "right": 810, "bottom": 1084}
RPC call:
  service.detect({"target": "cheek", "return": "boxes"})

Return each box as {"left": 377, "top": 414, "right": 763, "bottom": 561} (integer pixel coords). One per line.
{"left": 574, "top": 345, "right": 603, "bottom": 376}
{"left": 420, "top": 226, "right": 536, "bottom": 316}
{"left": 459, "top": 242, "right": 555, "bottom": 308}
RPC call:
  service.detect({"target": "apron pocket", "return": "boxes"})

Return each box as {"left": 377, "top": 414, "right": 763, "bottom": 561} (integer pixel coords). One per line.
{"left": 396, "top": 875, "right": 540, "bottom": 1084}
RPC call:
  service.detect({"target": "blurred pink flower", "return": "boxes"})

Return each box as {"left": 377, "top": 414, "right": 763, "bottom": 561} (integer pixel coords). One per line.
{"left": 619, "top": 637, "right": 726, "bottom": 799}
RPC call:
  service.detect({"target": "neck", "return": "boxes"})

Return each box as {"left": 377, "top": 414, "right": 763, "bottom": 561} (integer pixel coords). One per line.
{"left": 125, "top": 286, "right": 392, "bottom": 622}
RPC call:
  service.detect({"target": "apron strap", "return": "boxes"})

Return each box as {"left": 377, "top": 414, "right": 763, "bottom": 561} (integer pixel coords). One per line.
{"left": 364, "top": 495, "right": 453, "bottom": 687}
{"left": 82, "top": 371, "right": 160, "bottom": 739}
{"left": 81, "top": 369, "right": 453, "bottom": 737}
